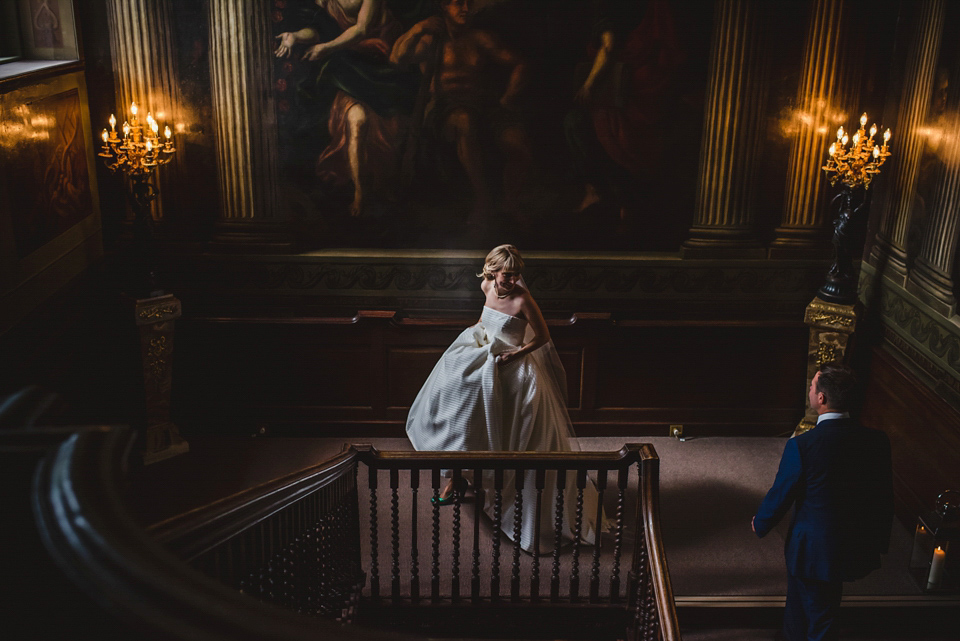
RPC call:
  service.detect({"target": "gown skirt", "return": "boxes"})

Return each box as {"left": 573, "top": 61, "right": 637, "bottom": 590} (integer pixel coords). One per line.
{"left": 405, "top": 306, "right": 606, "bottom": 552}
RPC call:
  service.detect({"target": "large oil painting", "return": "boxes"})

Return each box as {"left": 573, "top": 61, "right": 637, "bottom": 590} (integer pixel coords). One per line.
{"left": 271, "top": 0, "right": 712, "bottom": 250}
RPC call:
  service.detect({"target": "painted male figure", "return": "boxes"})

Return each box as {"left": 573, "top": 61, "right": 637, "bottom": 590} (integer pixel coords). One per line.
{"left": 753, "top": 362, "right": 894, "bottom": 641}
{"left": 390, "top": 0, "right": 531, "bottom": 224}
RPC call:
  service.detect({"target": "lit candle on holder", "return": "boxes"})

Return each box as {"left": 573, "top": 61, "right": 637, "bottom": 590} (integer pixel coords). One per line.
{"left": 123, "top": 121, "right": 131, "bottom": 138}
{"left": 101, "top": 129, "right": 109, "bottom": 144}
{"left": 927, "top": 546, "right": 947, "bottom": 588}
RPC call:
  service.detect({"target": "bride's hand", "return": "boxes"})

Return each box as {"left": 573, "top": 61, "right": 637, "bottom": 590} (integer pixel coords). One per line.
{"left": 497, "top": 349, "right": 520, "bottom": 366}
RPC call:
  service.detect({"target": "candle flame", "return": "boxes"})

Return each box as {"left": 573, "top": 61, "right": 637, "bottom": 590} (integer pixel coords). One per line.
{"left": 842, "top": 134, "right": 848, "bottom": 145}
{"left": 837, "top": 126, "right": 844, "bottom": 139}
{"left": 164, "top": 126, "right": 172, "bottom": 139}
{"left": 870, "top": 124, "right": 877, "bottom": 137}
{"left": 860, "top": 112, "right": 868, "bottom": 127}
{"left": 101, "top": 129, "right": 109, "bottom": 143}
{"left": 873, "top": 146, "right": 880, "bottom": 158}
{"left": 829, "top": 143, "right": 836, "bottom": 156}
{"left": 884, "top": 128, "right": 892, "bottom": 142}
{"left": 146, "top": 139, "right": 153, "bottom": 151}
{"left": 131, "top": 102, "right": 138, "bottom": 116}
{"left": 109, "top": 114, "right": 116, "bottom": 130}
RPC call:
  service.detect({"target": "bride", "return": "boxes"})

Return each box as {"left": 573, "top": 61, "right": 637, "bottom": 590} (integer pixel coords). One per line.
{"left": 405, "top": 244, "right": 605, "bottom": 553}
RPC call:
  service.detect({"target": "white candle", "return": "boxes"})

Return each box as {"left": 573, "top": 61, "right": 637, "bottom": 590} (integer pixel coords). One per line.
{"left": 911, "top": 525, "right": 928, "bottom": 566}
{"left": 927, "top": 546, "right": 947, "bottom": 588}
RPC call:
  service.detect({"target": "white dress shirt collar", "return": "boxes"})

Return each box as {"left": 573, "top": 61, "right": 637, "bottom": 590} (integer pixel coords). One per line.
{"left": 817, "top": 411, "right": 849, "bottom": 424}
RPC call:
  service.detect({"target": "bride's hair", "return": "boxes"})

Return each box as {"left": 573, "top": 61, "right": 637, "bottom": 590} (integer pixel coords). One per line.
{"left": 478, "top": 244, "right": 524, "bottom": 280}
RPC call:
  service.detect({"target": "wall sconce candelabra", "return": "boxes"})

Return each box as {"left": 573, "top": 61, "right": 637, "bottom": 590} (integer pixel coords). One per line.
{"left": 817, "top": 112, "right": 893, "bottom": 304}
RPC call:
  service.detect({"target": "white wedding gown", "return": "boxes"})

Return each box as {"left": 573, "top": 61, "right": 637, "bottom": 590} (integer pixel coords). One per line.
{"left": 406, "top": 305, "right": 606, "bottom": 553}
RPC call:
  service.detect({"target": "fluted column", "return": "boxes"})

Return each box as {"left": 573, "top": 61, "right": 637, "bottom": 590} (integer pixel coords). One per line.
{"left": 208, "top": 0, "right": 287, "bottom": 247}
{"left": 906, "top": 113, "right": 960, "bottom": 315}
{"left": 105, "top": 0, "right": 183, "bottom": 223}
{"left": 870, "top": 0, "right": 945, "bottom": 281}
{"left": 682, "top": 0, "right": 767, "bottom": 258}
{"left": 770, "top": 0, "right": 860, "bottom": 256}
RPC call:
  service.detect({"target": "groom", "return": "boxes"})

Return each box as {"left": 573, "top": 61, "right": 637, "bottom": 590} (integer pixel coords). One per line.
{"left": 753, "top": 361, "right": 894, "bottom": 641}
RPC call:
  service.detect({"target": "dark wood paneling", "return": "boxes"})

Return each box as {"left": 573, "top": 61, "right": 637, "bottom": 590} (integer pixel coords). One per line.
{"left": 386, "top": 347, "right": 444, "bottom": 408}
{"left": 172, "top": 313, "right": 808, "bottom": 437}
{"left": 861, "top": 346, "right": 960, "bottom": 525}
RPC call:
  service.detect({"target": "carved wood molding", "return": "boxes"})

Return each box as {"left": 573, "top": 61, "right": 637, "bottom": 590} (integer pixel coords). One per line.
{"left": 861, "top": 264, "right": 960, "bottom": 405}
{"left": 164, "top": 256, "right": 830, "bottom": 316}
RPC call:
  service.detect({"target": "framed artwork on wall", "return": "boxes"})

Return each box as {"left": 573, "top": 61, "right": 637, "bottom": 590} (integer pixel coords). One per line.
{"left": 0, "top": 69, "right": 102, "bottom": 334}
{"left": 15, "top": 0, "right": 79, "bottom": 61}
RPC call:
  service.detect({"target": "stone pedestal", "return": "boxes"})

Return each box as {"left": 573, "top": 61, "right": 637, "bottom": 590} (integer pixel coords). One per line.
{"left": 131, "top": 293, "right": 189, "bottom": 464}
{"left": 794, "top": 296, "right": 859, "bottom": 436}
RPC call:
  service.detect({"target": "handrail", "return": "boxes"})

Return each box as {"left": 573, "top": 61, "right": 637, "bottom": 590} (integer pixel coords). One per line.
{"left": 350, "top": 443, "right": 643, "bottom": 467}
{"left": 637, "top": 443, "right": 680, "bottom": 640}
{"left": 150, "top": 446, "right": 359, "bottom": 560}
{"left": 31, "top": 426, "right": 396, "bottom": 640}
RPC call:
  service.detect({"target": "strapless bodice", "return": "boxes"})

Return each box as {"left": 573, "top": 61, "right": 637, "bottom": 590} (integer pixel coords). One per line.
{"left": 481, "top": 306, "right": 527, "bottom": 346}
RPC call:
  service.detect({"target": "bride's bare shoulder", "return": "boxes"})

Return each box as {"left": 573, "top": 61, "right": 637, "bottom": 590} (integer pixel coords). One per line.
{"left": 480, "top": 278, "right": 491, "bottom": 293}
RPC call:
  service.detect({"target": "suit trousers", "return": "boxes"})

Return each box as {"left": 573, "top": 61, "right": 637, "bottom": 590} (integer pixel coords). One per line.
{"left": 783, "top": 572, "right": 843, "bottom": 641}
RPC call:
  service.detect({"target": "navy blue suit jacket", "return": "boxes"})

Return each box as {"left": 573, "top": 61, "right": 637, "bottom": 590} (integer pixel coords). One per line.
{"left": 754, "top": 418, "right": 894, "bottom": 582}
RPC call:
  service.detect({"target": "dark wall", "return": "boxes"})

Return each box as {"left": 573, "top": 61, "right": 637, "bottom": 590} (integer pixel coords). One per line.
{"left": 861, "top": 345, "right": 960, "bottom": 526}
{"left": 172, "top": 311, "right": 808, "bottom": 438}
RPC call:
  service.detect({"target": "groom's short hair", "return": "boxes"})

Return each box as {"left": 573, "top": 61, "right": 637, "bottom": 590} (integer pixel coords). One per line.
{"left": 816, "top": 361, "right": 858, "bottom": 412}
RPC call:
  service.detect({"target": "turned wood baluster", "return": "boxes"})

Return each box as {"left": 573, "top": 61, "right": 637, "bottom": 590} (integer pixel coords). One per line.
{"left": 451, "top": 469, "right": 463, "bottom": 602}
{"left": 611, "top": 466, "right": 627, "bottom": 602}
{"left": 570, "top": 469, "right": 586, "bottom": 601}
{"left": 431, "top": 468, "right": 441, "bottom": 603}
{"left": 390, "top": 468, "right": 401, "bottom": 603}
{"left": 531, "top": 468, "right": 545, "bottom": 601}
{"left": 491, "top": 468, "right": 504, "bottom": 601}
{"left": 628, "top": 462, "right": 647, "bottom": 639}
{"left": 551, "top": 469, "right": 566, "bottom": 601}
{"left": 590, "top": 468, "right": 607, "bottom": 602}
{"left": 511, "top": 469, "right": 524, "bottom": 602}
{"left": 410, "top": 468, "right": 420, "bottom": 603}
{"left": 304, "top": 527, "right": 316, "bottom": 614}
{"left": 368, "top": 465, "right": 380, "bottom": 599}
{"left": 471, "top": 467, "right": 483, "bottom": 603}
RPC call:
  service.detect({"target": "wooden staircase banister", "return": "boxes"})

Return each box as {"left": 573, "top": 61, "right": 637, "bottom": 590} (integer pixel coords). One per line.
{"left": 29, "top": 426, "right": 388, "bottom": 640}
{"left": 25, "top": 427, "right": 680, "bottom": 640}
